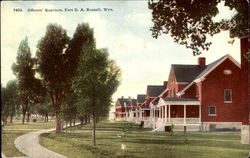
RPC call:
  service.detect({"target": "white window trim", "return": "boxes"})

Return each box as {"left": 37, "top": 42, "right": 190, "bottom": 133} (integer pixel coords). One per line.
{"left": 224, "top": 89, "right": 232, "bottom": 103}
{"left": 208, "top": 106, "right": 217, "bottom": 116}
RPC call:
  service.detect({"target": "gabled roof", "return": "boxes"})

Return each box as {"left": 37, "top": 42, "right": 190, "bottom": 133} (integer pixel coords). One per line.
{"left": 147, "top": 85, "right": 166, "bottom": 98}
{"left": 137, "top": 94, "right": 146, "bottom": 103}
{"left": 117, "top": 98, "right": 137, "bottom": 106}
{"left": 171, "top": 65, "right": 206, "bottom": 83}
{"left": 178, "top": 54, "right": 240, "bottom": 96}
{"left": 131, "top": 99, "right": 137, "bottom": 106}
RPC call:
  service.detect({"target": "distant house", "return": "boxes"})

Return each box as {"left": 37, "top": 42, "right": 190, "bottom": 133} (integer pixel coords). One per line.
{"left": 137, "top": 94, "right": 146, "bottom": 106}
{"left": 115, "top": 96, "right": 137, "bottom": 120}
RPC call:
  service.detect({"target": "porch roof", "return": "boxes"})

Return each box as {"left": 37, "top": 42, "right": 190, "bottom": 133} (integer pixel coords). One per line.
{"left": 158, "top": 97, "right": 200, "bottom": 106}
{"left": 162, "top": 98, "right": 199, "bottom": 102}
{"left": 140, "top": 106, "right": 151, "bottom": 110}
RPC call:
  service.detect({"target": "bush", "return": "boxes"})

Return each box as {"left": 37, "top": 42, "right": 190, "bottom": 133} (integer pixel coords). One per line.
{"left": 33, "top": 119, "right": 37, "bottom": 122}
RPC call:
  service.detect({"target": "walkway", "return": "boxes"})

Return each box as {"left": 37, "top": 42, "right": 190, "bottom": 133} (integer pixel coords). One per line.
{"left": 14, "top": 128, "right": 67, "bottom": 158}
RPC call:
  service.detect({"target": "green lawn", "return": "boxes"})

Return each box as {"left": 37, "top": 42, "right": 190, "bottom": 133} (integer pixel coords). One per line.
{"left": 2, "top": 121, "right": 55, "bottom": 157}
{"left": 40, "top": 120, "right": 250, "bottom": 158}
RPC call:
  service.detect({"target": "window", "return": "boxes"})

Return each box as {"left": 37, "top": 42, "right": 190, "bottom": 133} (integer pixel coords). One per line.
{"left": 209, "top": 106, "right": 216, "bottom": 116}
{"left": 224, "top": 89, "right": 232, "bottom": 103}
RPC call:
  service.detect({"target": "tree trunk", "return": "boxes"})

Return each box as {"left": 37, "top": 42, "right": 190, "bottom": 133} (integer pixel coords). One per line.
{"left": 51, "top": 92, "right": 64, "bottom": 133}
{"left": 10, "top": 115, "right": 13, "bottom": 123}
{"left": 70, "top": 120, "right": 72, "bottom": 127}
{"left": 80, "top": 117, "right": 84, "bottom": 125}
{"left": 45, "top": 114, "right": 48, "bottom": 122}
{"left": 22, "top": 111, "right": 26, "bottom": 124}
{"left": 88, "top": 115, "right": 90, "bottom": 123}
{"left": 73, "top": 119, "right": 75, "bottom": 126}
{"left": 55, "top": 116, "right": 63, "bottom": 133}
{"left": 84, "top": 116, "right": 87, "bottom": 124}
{"left": 26, "top": 106, "right": 31, "bottom": 123}
{"left": 26, "top": 112, "right": 30, "bottom": 122}
{"left": 4, "top": 117, "right": 8, "bottom": 125}
{"left": 93, "top": 111, "right": 96, "bottom": 146}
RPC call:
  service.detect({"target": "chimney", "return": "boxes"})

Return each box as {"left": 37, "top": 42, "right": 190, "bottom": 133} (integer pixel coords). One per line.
{"left": 121, "top": 96, "right": 124, "bottom": 99}
{"left": 198, "top": 57, "right": 206, "bottom": 66}
{"left": 163, "top": 81, "right": 168, "bottom": 87}
{"left": 128, "top": 96, "right": 131, "bottom": 99}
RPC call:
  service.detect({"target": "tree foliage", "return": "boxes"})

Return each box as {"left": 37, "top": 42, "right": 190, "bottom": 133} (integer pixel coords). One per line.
{"left": 148, "top": 0, "right": 248, "bottom": 55}
{"left": 35, "top": 97, "right": 53, "bottom": 122}
{"left": 12, "top": 37, "right": 45, "bottom": 124}
{"left": 1, "top": 80, "right": 20, "bottom": 124}
{"left": 36, "top": 23, "right": 94, "bottom": 132}
{"left": 73, "top": 44, "right": 121, "bottom": 145}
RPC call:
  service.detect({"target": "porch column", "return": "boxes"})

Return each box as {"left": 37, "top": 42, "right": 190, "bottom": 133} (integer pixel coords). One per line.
{"left": 199, "top": 104, "right": 201, "bottom": 123}
{"left": 168, "top": 105, "right": 171, "bottom": 124}
{"left": 142, "top": 110, "right": 144, "bottom": 121}
{"left": 184, "top": 104, "right": 186, "bottom": 124}
{"left": 161, "top": 106, "right": 164, "bottom": 119}
{"left": 165, "top": 105, "right": 167, "bottom": 123}
{"left": 154, "top": 107, "right": 156, "bottom": 129}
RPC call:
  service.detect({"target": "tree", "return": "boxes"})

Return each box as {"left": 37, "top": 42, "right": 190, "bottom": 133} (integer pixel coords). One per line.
{"left": 73, "top": 45, "right": 121, "bottom": 145}
{"left": 36, "top": 23, "right": 94, "bottom": 132}
{"left": 61, "top": 89, "right": 78, "bottom": 126}
{"left": 35, "top": 97, "right": 53, "bottom": 122}
{"left": 12, "top": 37, "right": 44, "bottom": 124}
{"left": 148, "top": 0, "right": 248, "bottom": 55}
{"left": 1, "top": 86, "right": 8, "bottom": 125}
{"left": 1, "top": 81, "right": 20, "bottom": 125}
{"left": 6, "top": 80, "right": 20, "bottom": 123}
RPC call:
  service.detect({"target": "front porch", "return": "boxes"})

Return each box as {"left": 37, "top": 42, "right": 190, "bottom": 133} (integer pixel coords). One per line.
{"left": 151, "top": 98, "right": 201, "bottom": 131}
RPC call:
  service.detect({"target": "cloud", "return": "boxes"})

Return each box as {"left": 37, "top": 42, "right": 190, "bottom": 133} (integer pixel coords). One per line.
{"left": 125, "top": 12, "right": 153, "bottom": 26}
{"left": 83, "top": 13, "right": 111, "bottom": 49}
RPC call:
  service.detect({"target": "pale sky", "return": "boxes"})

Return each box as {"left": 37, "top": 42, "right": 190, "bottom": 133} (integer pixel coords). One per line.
{"left": 1, "top": 1, "right": 240, "bottom": 103}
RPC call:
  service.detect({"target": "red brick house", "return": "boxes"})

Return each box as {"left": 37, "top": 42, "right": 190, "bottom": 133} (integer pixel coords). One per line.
{"left": 151, "top": 53, "right": 249, "bottom": 132}
{"left": 115, "top": 96, "right": 137, "bottom": 120}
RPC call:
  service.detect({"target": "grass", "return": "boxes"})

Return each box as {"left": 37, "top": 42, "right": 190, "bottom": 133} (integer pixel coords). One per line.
{"left": 40, "top": 120, "right": 250, "bottom": 158}
{"left": 2, "top": 121, "right": 55, "bottom": 157}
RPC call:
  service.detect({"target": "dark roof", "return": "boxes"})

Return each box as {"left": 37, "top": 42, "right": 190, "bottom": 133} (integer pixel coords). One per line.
{"left": 194, "top": 55, "right": 225, "bottom": 80}
{"left": 171, "top": 65, "right": 206, "bottom": 83}
{"left": 137, "top": 94, "right": 146, "bottom": 103}
{"left": 131, "top": 99, "right": 137, "bottom": 106}
{"left": 171, "top": 55, "right": 226, "bottom": 83}
{"left": 147, "top": 85, "right": 166, "bottom": 97}
{"left": 140, "top": 106, "right": 150, "bottom": 109}
{"left": 162, "top": 98, "right": 199, "bottom": 102}
{"left": 151, "top": 101, "right": 158, "bottom": 105}
{"left": 117, "top": 98, "right": 137, "bottom": 106}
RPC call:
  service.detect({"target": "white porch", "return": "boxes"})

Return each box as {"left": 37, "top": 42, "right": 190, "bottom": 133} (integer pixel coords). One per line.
{"left": 150, "top": 98, "right": 201, "bottom": 132}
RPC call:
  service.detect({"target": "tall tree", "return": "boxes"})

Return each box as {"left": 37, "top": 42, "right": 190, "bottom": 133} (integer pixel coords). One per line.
{"left": 12, "top": 37, "right": 44, "bottom": 124}
{"left": 36, "top": 23, "right": 94, "bottom": 132}
{"left": 148, "top": 0, "right": 248, "bottom": 55}
{"left": 1, "top": 86, "right": 8, "bottom": 125}
{"left": 73, "top": 45, "right": 121, "bottom": 145}
{"left": 5, "top": 80, "right": 20, "bottom": 123}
